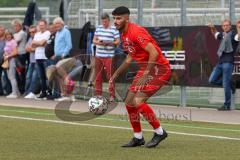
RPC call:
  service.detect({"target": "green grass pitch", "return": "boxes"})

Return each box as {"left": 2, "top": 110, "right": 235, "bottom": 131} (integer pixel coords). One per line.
{"left": 0, "top": 105, "right": 239, "bottom": 160}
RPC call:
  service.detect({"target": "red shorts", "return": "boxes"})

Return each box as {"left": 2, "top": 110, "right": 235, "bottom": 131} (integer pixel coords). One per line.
{"left": 129, "top": 64, "right": 171, "bottom": 97}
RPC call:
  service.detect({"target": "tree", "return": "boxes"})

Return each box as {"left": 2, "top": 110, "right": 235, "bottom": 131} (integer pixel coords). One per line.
{"left": 0, "top": 0, "right": 29, "bottom": 7}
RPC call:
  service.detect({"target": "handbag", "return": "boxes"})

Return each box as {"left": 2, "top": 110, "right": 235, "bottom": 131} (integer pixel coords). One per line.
{"left": 1, "top": 60, "right": 9, "bottom": 69}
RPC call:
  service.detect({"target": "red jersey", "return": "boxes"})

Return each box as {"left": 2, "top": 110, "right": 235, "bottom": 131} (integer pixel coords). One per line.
{"left": 121, "top": 23, "right": 169, "bottom": 66}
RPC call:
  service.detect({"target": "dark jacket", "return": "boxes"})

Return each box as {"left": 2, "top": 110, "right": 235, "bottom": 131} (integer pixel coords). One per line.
{"left": 23, "top": 2, "right": 42, "bottom": 27}
{"left": 216, "top": 31, "right": 239, "bottom": 63}
{"left": 23, "top": 2, "right": 35, "bottom": 27}
{"left": 79, "top": 22, "right": 93, "bottom": 52}
{"left": 45, "top": 32, "right": 56, "bottom": 59}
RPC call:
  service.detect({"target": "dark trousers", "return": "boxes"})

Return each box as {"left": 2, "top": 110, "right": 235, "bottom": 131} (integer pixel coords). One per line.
{"left": 16, "top": 54, "right": 29, "bottom": 94}
{"left": 0, "top": 67, "right": 12, "bottom": 95}
{"left": 36, "top": 59, "right": 48, "bottom": 94}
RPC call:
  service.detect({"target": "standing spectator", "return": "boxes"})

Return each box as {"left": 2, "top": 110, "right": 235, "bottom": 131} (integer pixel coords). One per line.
{"left": 93, "top": 13, "right": 120, "bottom": 100}
{"left": 0, "top": 25, "right": 11, "bottom": 95}
{"left": 45, "top": 23, "right": 58, "bottom": 99}
{"left": 3, "top": 31, "right": 20, "bottom": 98}
{"left": 12, "top": 19, "right": 27, "bottom": 94}
{"left": 208, "top": 20, "right": 239, "bottom": 111}
{"left": 53, "top": 17, "right": 72, "bottom": 60}
{"left": 45, "top": 23, "right": 56, "bottom": 60}
{"left": 0, "top": 25, "right": 5, "bottom": 95}
{"left": 24, "top": 25, "right": 39, "bottom": 99}
{"left": 47, "top": 17, "right": 72, "bottom": 100}
{"left": 32, "top": 19, "right": 51, "bottom": 99}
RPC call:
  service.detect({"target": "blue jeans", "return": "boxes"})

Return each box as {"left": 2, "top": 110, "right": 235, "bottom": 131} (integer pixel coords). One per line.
{"left": 36, "top": 59, "right": 48, "bottom": 94}
{"left": 0, "top": 67, "right": 11, "bottom": 94}
{"left": 25, "top": 63, "right": 39, "bottom": 94}
{"left": 209, "top": 62, "right": 234, "bottom": 107}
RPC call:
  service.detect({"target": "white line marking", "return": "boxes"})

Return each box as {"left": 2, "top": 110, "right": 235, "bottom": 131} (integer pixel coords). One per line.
{"left": 1, "top": 109, "right": 240, "bottom": 132}
{"left": 0, "top": 114, "right": 240, "bottom": 141}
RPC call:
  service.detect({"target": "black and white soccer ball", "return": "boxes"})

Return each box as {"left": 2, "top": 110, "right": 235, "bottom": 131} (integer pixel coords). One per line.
{"left": 88, "top": 96, "right": 108, "bottom": 115}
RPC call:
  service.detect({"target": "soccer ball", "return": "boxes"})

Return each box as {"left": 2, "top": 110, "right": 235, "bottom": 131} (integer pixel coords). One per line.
{"left": 88, "top": 96, "right": 108, "bottom": 115}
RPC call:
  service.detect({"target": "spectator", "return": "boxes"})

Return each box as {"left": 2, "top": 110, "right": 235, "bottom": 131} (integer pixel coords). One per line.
{"left": 44, "top": 23, "right": 59, "bottom": 100}
{"left": 208, "top": 20, "right": 239, "bottom": 111}
{"left": 12, "top": 19, "right": 27, "bottom": 94}
{"left": 24, "top": 25, "right": 39, "bottom": 99}
{"left": 93, "top": 13, "right": 120, "bottom": 100}
{"left": 53, "top": 17, "right": 72, "bottom": 60}
{"left": 45, "top": 23, "right": 56, "bottom": 60}
{"left": 46, "top": 17, "right": 72, "bottom": 100}
{"left": 3, "top": 31, "right": 20, "bottom": 98}
{"left": 0, "top": 25, "right": 11, "bottom": 95}
{"left": 46, "top": 57, "right": 84, "bottom": 101}
{"left": 32, "top": 19, "right": 51, "bottom": 99}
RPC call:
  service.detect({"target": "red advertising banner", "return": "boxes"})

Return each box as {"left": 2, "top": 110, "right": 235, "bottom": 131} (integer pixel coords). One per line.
{"left": 70, "top": 26, "right": 239, "bottom": 87}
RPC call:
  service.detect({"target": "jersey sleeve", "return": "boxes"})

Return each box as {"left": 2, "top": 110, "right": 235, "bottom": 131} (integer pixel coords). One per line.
{"left": 132, "top": 27, "right": 152, "bottom": 50}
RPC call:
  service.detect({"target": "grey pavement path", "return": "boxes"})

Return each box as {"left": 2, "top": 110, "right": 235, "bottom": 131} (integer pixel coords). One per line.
{"left": 0, "top": 97, "right": 240, "bottom": 125}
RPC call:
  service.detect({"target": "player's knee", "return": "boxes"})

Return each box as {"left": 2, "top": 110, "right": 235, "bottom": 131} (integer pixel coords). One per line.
{"left": 125, "top": 99, "right": 145, "bottom": 107}
{"left": 124, "top": 100, "right": 134, "bottom": 107}
{"left": 129, "top": 99, "right": 140, "bottom": 107}
{"left": 134, "top": 100, "right": 144, "bottom": 107}
{"left": 125, "top": 98, "right": 137, "bottom": 107}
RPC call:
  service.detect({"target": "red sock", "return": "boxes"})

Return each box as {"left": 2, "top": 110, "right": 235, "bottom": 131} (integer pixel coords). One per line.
{"left": 138, "top": 103, "right": 160, "bottom": 129}
{"left": 126, "top": 105, "right": 141, "bottom": 132}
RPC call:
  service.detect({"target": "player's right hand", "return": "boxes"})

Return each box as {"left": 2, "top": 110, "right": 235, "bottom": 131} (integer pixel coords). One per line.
{"left": 109, "top": 77, "right": 115, "bottom": 84}
{"left": 109, "top": 73, "right": 118, "bottom": 85}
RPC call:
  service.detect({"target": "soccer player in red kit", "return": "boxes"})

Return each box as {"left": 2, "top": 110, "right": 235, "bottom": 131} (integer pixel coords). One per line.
{"left": 110, "top": 6, "right": 171, "bottom": 148}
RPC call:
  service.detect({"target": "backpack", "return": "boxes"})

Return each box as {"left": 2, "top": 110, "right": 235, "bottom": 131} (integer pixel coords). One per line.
{"left": 45, "top": 33, "right": 55, "bottom": 59}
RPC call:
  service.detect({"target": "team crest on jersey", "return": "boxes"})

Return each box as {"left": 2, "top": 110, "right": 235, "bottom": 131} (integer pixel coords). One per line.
{"left": 137, "top": 36, "right": 145, "bottom": 44}
{"left": 122, "top": 38, "right": 136, "bottom": 54}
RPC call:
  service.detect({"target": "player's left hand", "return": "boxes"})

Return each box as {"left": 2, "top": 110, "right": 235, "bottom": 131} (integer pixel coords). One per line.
{"left": 135, "top": 73, "right": 149, "bottom": 90}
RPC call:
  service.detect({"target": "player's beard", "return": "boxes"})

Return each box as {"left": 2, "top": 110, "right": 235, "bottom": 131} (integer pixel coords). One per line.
{"left": 115, "top": 20, "right": 127, "bottom": 33}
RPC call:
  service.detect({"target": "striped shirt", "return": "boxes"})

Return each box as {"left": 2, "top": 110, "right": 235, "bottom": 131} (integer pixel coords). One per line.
{"left": 94, "top": 25, "right": 119, "bottom": 57}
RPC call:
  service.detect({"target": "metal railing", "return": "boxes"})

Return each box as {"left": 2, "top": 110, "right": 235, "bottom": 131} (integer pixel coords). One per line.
{"left": 0, "top": 7, "right": 50, "bottom": 27}
{"left": 77, "top": 8, "right": 240, "bottom": 28}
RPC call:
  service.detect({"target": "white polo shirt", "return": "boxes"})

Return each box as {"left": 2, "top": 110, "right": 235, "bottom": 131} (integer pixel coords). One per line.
{"left": 34, "top": 30, "right": 50, "bottom": 60}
